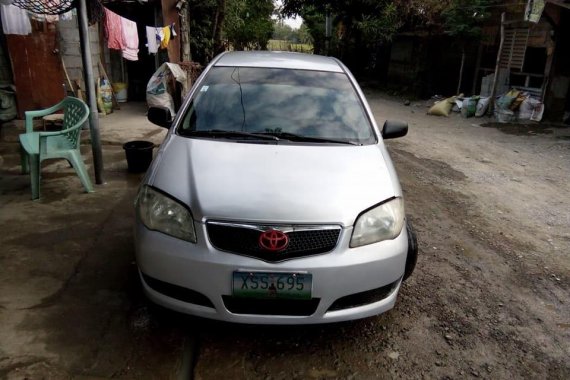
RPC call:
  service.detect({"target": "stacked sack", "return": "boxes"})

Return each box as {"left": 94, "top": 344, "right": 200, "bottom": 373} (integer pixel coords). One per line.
{"left": 495, "top": 89, "right": 544, "bottom": 122}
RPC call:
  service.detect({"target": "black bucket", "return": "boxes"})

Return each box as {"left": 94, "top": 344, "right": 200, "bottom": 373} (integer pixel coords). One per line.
{"left": 123, "top": 140, "right": 155, "bottom": 173}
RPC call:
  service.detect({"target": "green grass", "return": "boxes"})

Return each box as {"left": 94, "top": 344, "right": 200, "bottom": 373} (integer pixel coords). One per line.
{"left": 268, "top": 39, "right": 313, "bottom": 54}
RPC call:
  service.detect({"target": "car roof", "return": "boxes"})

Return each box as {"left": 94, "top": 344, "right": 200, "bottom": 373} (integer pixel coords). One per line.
{"left": 214, "top": 51, "right": 344, "bottom": 73}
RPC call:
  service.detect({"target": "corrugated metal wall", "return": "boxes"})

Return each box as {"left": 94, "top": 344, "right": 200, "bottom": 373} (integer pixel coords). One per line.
{"left": 0, "top": 37, "right": 13, "bottom": 85}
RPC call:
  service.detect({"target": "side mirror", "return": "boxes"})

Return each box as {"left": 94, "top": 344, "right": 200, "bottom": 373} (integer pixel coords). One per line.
{"left": 148, "top": 107, "right": 172, "bottom": 129}
{"left": 382, "top": 120, "right": 408, "bottom": 139}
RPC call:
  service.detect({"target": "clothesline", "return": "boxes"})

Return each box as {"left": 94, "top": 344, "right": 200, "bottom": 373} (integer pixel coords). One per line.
{"left": 0, "top": 3, "right": 73, "bottom": 36}
{"left": 0, "top": 3, "right": 177, "bottom": 63}
{"left": 103, "top": 5, "right": 177, "bottom": 62}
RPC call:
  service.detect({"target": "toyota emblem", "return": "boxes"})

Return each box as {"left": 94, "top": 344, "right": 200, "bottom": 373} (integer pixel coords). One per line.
{"left": 259, "top": 229, "right": 289, "bottom": 252}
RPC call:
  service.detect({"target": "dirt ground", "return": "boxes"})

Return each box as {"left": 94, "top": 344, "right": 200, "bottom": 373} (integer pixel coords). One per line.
{"left": 1, "top": 94, "right": 569, "bottom": 379}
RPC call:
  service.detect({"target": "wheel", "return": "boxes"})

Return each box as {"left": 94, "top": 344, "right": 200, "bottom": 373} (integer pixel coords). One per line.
{"left": 403, "top": 220, "right": 418, "bottom": 282}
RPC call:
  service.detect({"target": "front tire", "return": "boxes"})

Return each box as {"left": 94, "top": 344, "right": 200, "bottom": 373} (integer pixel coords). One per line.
{"left": 403, "top": 221, "right": 418, "bottom": 281}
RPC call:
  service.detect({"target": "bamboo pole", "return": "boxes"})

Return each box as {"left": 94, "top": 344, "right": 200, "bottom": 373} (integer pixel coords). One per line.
{"left": 457, "top": 47, "right": 465, "bottom": 95}
{"left": 489, "top": 12, "right": 506, "bottom": 115}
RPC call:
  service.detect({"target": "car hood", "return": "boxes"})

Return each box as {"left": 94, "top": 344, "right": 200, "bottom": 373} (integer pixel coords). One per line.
{"left": 149, "top": 136, "right": 399, "bottom": 226}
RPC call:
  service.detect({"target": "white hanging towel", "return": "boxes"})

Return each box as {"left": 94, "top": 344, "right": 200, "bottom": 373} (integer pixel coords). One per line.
{"left": 0, "top": 4, "right": 32, "bottom": 35}
{"left": 120, "top": 16, "right": 139, "bottom": 61}
{"left": 146, "top": 26, "right": 158, "bottom": 54}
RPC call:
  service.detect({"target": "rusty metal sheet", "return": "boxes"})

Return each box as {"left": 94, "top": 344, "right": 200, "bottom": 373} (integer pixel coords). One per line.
{"left": 6, "top": 22, "right": 65, "bottom": 119}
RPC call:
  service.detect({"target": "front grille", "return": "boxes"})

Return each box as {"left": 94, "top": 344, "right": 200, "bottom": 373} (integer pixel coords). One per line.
{"left": 206, "top": 222, "right": 341, "bottom": 262}
{"left": 223, "top": 296, "right": 320, "bottom": 316}
{"left": 327, "top": 280, "right": 399, "bottom": 312}
{"left": 141, "top": 273, "right": 215, "bottom": 308}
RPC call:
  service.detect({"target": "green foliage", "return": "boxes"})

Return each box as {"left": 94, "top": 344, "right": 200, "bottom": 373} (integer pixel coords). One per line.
{"left": 188, "top": 0, "right": 218, "bottom": 64}
{"left": 281, "top": 0, "right": 406, "bottom": 66}
{"left": 298, "top": 23, "right": 312, "bottom": 44}
{"left": 272, "top": 21, "right": 312, "bottom": 44}
{"left": 224, "top": 0, "right": 274, "bottom": 50}
{"left": 355, "top": 2, "right": 401, "bottom": 45}
{"left": 442, "top": 0, "right": 492, "bottom": 39}
{"left": 188, "top": 0, "right": 274, "bottom": 64}
{"left": 296, "top": 5, "right": 326, "bottom": 54}
{"left": 273, "top": 22, "right": 297, "bottom": 41}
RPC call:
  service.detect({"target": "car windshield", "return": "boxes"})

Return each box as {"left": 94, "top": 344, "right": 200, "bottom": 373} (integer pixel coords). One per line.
{"left": 178, "top": 67, "right": 376, "bottom": 144}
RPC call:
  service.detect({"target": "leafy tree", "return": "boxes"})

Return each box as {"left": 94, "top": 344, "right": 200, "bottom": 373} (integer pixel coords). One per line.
{"left": 188, "top": 0, "right": 274, "bottom": 64}
{"left": 281, "top": 0, "right": 408, "bottom": 70}
{"left": 442, "top": 0, "right": 492, "bottom": 94}
{"left": 224, "top": 0, "right": 274, "bottom": 50}
{"left": 188, "top": 0, "right": 218, "bottom": 64}
{"left": 273, "top": 22, "right": 297, "bottom": 41}
{"left": 297, "top": 23, "right": 312, "bottom": 44}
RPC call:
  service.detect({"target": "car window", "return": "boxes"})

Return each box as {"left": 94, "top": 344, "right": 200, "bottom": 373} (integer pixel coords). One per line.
{"left": 178, "top": 67, "right": 375, "bottom": 144}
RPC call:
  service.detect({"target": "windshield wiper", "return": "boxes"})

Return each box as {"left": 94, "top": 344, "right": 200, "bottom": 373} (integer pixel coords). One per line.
{"left": 256, "top": 131, "right": 359, "bottom": 145}
{"left": 182, "top": 129, "right": 279, "bottom": 141}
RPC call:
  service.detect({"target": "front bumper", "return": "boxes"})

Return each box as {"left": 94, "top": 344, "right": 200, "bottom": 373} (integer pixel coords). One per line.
{"left": 135, "top": 222, "right": 408, "bottom": 324}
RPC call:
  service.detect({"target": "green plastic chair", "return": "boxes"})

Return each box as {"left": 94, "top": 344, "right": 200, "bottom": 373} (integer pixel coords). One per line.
{"left": 19, "top": 97, "right": 94, "bottom": 200}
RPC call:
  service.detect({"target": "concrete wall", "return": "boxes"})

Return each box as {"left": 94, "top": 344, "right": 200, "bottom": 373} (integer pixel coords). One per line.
{"left": 58, "top": 12, "right": 100, "bottom": 90}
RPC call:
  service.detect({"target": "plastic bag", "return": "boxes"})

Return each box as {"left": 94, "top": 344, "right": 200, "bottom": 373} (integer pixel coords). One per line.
{"left": 0, "top": 85, "right": 17, "bottom": 122}
{"left": 475, "top": 97, "right": 490, "bottom": 117}
{"left": 428, "top": 97, "right": 455, "bottom": 117}
{"left": 146, "top": 62, "right": 187, "bottom": 117}
{"left": 530, "top": 102, "right": 545, "bottom": 122}
{"left": 461, "top": 97, "right": 478, "bottom": 118}
{"left": 100, "top": 78, "right": 113, "bottom": 114}
{"left": 519, "top": 97, "right": 543, "bottom": 121}
{"left": 96, "top": 78, "right": 113, "bottom": 115}
{"left": 510, "top": 92, "right": 527, "bottom": 111}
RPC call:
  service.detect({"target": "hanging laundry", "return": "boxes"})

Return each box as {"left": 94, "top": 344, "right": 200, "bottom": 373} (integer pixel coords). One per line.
{"left": 170, "top": 23, "right": 177, "bottom": 39}
{"left": 121, "top": 16, "right": 139, "bottom": 61}
{"left": 29, "top": 13, "right": 59, "bottom": 23}
{"left": 60, "top": 10, "right": 73, "bottom": 21}
{"left": 104, "top": 8, "right": 123, "bottom": 50}
{"left": 160, "top": 25, "right": 171, "bottom": 49}
{"left": 46, "top": 14, "right": 59, "bottom": 23}
{"left": 146, "top": 26, "right": 158, "bottom": 54}
{"left": 0, "top": 4, "right": 32, "bottom": 35}
{"left": 156, "top": 27, "right": 164, "bottom": 46}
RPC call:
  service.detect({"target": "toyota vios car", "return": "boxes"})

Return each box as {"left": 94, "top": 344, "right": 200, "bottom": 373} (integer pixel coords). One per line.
{"left": 136, "top": 51, "right": 418, "bottom": 324}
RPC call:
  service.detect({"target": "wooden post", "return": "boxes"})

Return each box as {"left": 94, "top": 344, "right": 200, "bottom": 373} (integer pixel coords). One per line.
{"left": 541, "top": 38, "right": 556, "bottom": 101}
{"left": 489, "top": 12, "right": 506, "bottom": 115}
{"left": 457, "top": 47, "right": 465, "bottom": 95}
{"left": 471, "top": 43, "right": 484, "bottom": 95}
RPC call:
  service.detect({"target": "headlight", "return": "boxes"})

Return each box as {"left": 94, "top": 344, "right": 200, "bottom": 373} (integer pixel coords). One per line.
{"left": 136, "top": 185, "right": 197, "bottom": 243}
{"left": 350, "top": 198, "right": 405, "bottom": 248}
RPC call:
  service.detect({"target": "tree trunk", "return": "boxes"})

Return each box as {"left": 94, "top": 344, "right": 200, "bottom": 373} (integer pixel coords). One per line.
{"left": 457, "top": 47, "right": 465, "bottom": 95}
{"left": 213, "top": 0, "right": 226, "bottom": 56}
{"left": 181, "top": 5, "right": 191, "bottom": 62}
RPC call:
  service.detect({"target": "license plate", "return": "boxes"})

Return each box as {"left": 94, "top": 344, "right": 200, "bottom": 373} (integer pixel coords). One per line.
{"left": 232, "top": 271, "right": 312, "bottom": 300}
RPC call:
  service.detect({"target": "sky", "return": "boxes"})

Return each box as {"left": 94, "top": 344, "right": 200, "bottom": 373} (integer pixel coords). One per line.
{"left": 283, "top": 16, "right": 303, "bottom": 29}
{"left": 274, "top": 0, "right": 303, "bottom": 29}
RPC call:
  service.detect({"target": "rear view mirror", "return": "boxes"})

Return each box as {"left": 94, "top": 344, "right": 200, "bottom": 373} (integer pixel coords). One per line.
{"left": 382, "top": 120, "right": 408, "bottom": 139}
{"left": 148, "top": 107, "right": 172, "bottom": 129}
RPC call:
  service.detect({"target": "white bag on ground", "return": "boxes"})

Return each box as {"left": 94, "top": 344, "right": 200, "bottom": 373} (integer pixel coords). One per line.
{"left": 519, "top": 97, "right": 543, "bottom": 121}
{"left": 146, "top": 62, "right": 187, "bottom": 117}
{"left": 475, "top": 97, "right": 490, "bottom": 117}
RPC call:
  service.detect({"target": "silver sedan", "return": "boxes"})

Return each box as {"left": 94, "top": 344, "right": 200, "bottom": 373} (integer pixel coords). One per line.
{"left": 135, "top": 51, "right": 418, "bottom": 324}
